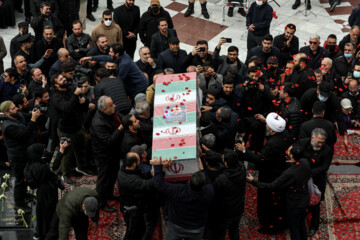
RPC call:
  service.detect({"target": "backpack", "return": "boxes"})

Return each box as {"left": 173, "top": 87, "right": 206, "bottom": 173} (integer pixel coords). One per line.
{"left": 23, "top": 162, "right": 39, "bottom": 189}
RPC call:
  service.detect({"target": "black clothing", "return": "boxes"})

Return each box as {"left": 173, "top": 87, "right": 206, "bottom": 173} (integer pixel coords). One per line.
{"left": 94, "top": 77, "right": 131, "bottom": 114}
{"left": 35, "top": 37, "right": 64, "bottom": 77}
{"left": 57, "top": 0, "right": 80, "bottom": 36}
{"left": 150, "top": 29, "right": 177, "bottom": 59}
{"left": 299, "top": 46, "right": 329, "bottom": 70}
{"left": 66, "top": 33, "right": 94, "bottom": 61}
{"left": 300, "top": 88, "right": 346, "bottom": 135}
{"left": 333, "top": 55, "right": 357, "bottom": 78}
{"left": 52, "top": 87, "right": 89, "bottom": 133}
{"left": 30, "top": 0, "right": 60, "bottom": 18}
{"left": 273, "top": 33, "right": 299, "bottom": 66}
{"left": 244, "top": 131, "right": 290, "bottom": 229}
{"left": 342, "top": 91, "right": 360, "bottom": 119}
{"left": 212, "top": 110, "right": 239, "bottom": 152}
{"left": 28, "top": 80, "right": 49, "bottom": 99}
{"left": 31, "top": 14, "right": 65, "bottom": 41}
{"left": 135, "top": 59, "right": 158, "bottom": 84}
{"left": 139, "top": 7, "right": 174, "bottom": 47}
{"left": 121, "top": 130, "right": 145, "bottom": 156}
{"left": 338, "top": 34, "right": 360, "bottom": 53}
{"left": 245, "top": 46, "right": 281, "bottom": 67}
{"left": 183, "top": 52, "right": 217, "bottom": 70}
{"left": 277, "top": 97, "right": 302, "bottom": 142}
{"left": 287, "top": 66, "right": 316, "bottom": 99}
{"left": 349, "top": 4, "right": 360, "bottom": 27}
{"left": 213, "top": 47, "right": 247, "bottom": 77}
{"left": 114, "top": 4, "right": 140, "bottom": 59}
{"left": 136, "top": 115, "right": 153, "bottom": 149}
{"left": 324, "top": 42, "right": 342, "bottom": 60}
{"left": 0, "top": 0, "right": 15, "bottom": 29}
{"left": 298, "top": 117, "right": 337, "bottom": 148}
{"left": 246, "top": 2, "right": 273, "bottom": 36}
{"left": 158, "top": 49, "right": 187, "bottom": 74}
{"left": 10, "top": 34, "right": 22, "bottom": 60}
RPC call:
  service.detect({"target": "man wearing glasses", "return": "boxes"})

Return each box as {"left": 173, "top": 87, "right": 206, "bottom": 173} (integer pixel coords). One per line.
{"left": 300, "top": 34, "right": 329, "bottom": 70}
{"left": 91, "top": 10, "right": 123, "bottom": 45}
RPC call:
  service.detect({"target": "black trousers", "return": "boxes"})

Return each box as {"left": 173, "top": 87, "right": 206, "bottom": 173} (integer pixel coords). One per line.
{"left": 207, "top": 215, "right": 241, "bottom": 240}
{"left": 93, "top": 0, "right": 112, "bottom": 8}
{"left": 247, "top": 30, "right": 264, "bottom": 51}
{"left": 95, "top": 158, "right": 119, "bottom": 207}
{"left": 13, "top": 163, "right": 27, "bottom": 206}
{"left": 45, "top": 212, "right": 89, "bottom": 240}
{"left": 123, "top": 38, "right": 137, "bottom": 60}
{"left": 308, "top": 203, "right": 321, "bottom": 230}
{"left": 15, "top": 0, "right": 31, "bottom": 17}
{"left": 243, "top": 118, "right": 266, "bottom": 153}
{"left": 143, "top": 207, "right": 160, "bottom": 240}
{"left": 122, "top": 209, "right": 146, "bottom": 240}
{"left": 287, "top": 207, "right": 307, "bottom": 240}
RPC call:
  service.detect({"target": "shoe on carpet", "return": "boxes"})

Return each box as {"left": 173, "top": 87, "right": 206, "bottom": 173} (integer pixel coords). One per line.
{"left": 307, "top": 228, "right": 317, "bottom": 237}
{"left": 102, "top": 204, "right": 116, "bottom": 212}
{"left": 62, "top": 174, "right": 73, "bottom": 184}
{"left": 14, "top": 203, "right": 32, "bottom": 213}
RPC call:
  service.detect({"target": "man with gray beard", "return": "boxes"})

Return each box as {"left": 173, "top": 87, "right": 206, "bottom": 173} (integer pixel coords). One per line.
{"left": 298, "top": 128, "right": 333, "bottom": 237}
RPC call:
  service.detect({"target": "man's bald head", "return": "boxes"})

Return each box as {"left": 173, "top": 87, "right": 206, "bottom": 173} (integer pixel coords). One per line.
{"left": 58, "top": 48, "right": 70, "bottom": 63}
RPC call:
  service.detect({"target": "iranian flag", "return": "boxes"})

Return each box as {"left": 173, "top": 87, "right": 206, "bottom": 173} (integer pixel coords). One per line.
{"left": 152, "top": 72, "right": 200, "bottom": 181}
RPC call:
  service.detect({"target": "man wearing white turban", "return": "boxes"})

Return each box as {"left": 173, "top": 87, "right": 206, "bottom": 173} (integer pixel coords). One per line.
{"left": 235, "top": 112, "right": 291, "bottom": 234}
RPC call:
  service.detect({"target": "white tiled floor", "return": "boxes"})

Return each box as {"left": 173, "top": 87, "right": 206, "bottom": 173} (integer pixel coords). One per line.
{"left": 0, "top": 0, "right": 347, "bottom": 69}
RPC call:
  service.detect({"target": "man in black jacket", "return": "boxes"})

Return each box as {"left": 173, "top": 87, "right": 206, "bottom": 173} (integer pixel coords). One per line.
{"left": 94, "top": 61, "right": 131, "bottom": 115}
{"left": 300, "top": 34, "right": 329, "bottom": 70}
{"left": 298, "top": 128, "right": 333, "bottom": 237}
{"left": 299, "top": 101, "right": 337, "bottom": 149}
{"left": 342, "top": 79, "right": 360, "bottom": 119}
{"left": 333, "top": 42, "right": 357, "bottom": 80}
{"left": 91, "top": 96, "right": 124, "bottom": 212}
{"left": 273, "top": 24, "right": 299, "bottom": 67}
{"left": 246, "top": 0, "right": 273, "bottom": 50}
{"left": 246, "top": 34, "right": 281, "bottom": 68}
{"left": 324, "top": 34, "right": 343, "bottom": 60}
{"left": 121, "top": 113, "right": 146, "bottom": 156}
{"left": 30, "top": 2, "right": 64, "bottom": 41}
{"left": 206, "top": 149, "right": 246, "bottom": 240}
{"left": 1, "top": 100, "right": 41, "bottom": 212}
{"left": 66, "top": 21, "right": 94, "bottom": 61}
{"left": 114, "top": 0, "right": 140, "bottom": 59}
{"left": 117, "top": 152, "right": 155, "bottom": 239}
{"left": 338, "top": 26, "right": 360, "bottom": 53}
{"left": 150, "top": 18, "right": 178, "bottom": 59}
{"left": 136, "top": 46, "right": 158, "bottom": 84}
{"left": 51, "top": 73, "right": 91, "bottom": 184}
{"left": 139, "top": 0, "right": 173, "bottom": 47}
{"left": 158, "top": 37, "right": 187, "bottom": 74}
{"left": 183, "top": 40, "right": 217, "bottom": 71}
{"left": 236, "top": 112, "right": 290, "bottom": 233}
{"left": 10, "top": 22, "right": 30, "bottom": 60}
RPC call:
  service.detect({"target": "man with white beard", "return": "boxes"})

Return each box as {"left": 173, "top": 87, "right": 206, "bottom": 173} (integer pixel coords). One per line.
{"left": 298, "top": 128, "right": 333, "bottom": 237}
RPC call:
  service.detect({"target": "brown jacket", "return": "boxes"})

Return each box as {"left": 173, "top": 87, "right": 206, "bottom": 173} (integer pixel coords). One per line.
{"left": 91, "top": 21, "right": 123, "bottom": 45}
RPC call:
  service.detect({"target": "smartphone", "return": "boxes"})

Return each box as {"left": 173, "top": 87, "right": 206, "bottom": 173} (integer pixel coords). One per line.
{"left": 198, "top": 47, "right": 206, "bottom": 52}
{"left": 347, "top": 72, "right": 352, "bottom": 78}
{"left": 225, "top": 38, "right": 232, "bottom": 43}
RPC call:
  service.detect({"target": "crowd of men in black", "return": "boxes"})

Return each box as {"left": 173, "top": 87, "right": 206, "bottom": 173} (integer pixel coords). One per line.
{"left": 0, "top": 0, "right": 360, "bottom": 239}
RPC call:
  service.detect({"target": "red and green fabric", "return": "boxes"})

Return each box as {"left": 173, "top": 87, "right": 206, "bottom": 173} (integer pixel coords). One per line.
{"left": 152, "top": 72, "right": 199, "bottom": 181}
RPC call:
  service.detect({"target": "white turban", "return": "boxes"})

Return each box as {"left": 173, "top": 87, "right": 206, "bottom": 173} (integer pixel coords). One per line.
{"left": 266, "top": 112, "right": 286, "bottom": 133}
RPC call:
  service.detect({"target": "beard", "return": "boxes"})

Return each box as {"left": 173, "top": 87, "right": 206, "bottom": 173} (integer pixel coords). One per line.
{"left": 10, "top": 112, "right": 19, "bottom": 119}
{"left": 293, "top": 64, "right": 301, "bottom": 71}
{"left": 311, "top": 141, "right": 321, "bottom": 151}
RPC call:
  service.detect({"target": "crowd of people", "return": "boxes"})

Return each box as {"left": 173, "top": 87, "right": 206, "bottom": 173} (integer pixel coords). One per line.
{"left": 0, "top": 0, "right": 360, "bottom": 239}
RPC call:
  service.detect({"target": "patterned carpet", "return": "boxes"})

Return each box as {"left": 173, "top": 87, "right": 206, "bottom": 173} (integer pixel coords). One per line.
{"left": 332, "top": 132, "right": 360, "bottom": 165}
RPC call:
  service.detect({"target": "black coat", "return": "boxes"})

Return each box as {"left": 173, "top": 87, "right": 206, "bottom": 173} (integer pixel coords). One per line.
{"left": 114, "top": 4, "right": 140, "bottom": 38}
{"left": 287, "top": 66, "right": 316, "bottom": 99}
{"left": 90, "top": 110, "right": 123, "bottom": 162}
{"left": 121, "top": 130, "right": 145, "bottom": 156}
{"left": 35, "top": 37, "right": 64, "bottom": 77}
{"left": 245, "top": 46, "right": 281, "bottom": 67}
{"left": 139, "top": 7, "right": 173, "bottom": 47}
{"left": 252, "top": 158, "right": 312, "bottom": 209}
{"left": 333, "top": 55, "right": 357, "bottom": 78}
{"left": 349, "top": 4, "right": 360, "bottom": 27}
{"left": 30, "top": 14, "right": 65, "bottom": 41}
{"left": 300, "top": 88, "right": 346, "bottom": 135}
{"left": 338, "top": 34, "right": 360, "bottom": 53}
{"left": 342, "top": 91, "right": 360, "bottom": 119}
{"left": 94, "top": 77, "right": 131, "bottom": 114}
{"left": 298, "top": 117, "right": 337, "bottom": 148}
{"left": 277, "top": 97, "right": 302, "bottom": 141}
{"left": 150, "top": 29, "right": 177, "bottom": 59}
{"left": 273, "top": 33, "right": 299, "bottom": 66}
{"left": 183, "top": 52, "right": 218, "bottom": 71}
{"left": 299, "top": 46, "right": 329, "bottom": 70}
{"left": 246, "top": 2, "right": 273, "bottom": 36}
{"left": 136, "top": 59, "right": 158, "bottom": 84}
{"left": 298, "top": 138, "right": 333, "bottom": 200}
{"left": 158, "top": 49, "right": 187, "bottom": 74}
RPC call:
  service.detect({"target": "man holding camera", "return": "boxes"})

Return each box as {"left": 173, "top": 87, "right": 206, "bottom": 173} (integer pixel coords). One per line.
{"left": 51, "top": 73, "right": 92, "bottom": 184}
{"left": 1, "top": 100, "right": 41, "bottom": 212}
{"left": 183, "top": 40, "right": 217, "bottom": 72}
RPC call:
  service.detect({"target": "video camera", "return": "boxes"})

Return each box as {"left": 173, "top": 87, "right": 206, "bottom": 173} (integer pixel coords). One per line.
{"left": 60, "top": 137, "right": 71, "bottom": 144}
{"left": 33, "top": 104, "right": 48, "bottom": 113}
{"left": 244, "top": 76, "right": 259, "bottom": 91}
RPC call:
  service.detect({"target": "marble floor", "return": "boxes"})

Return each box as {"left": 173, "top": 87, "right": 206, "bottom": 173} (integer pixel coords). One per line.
{"left": 0, "top": 0, "right": 355, "bottom": 70}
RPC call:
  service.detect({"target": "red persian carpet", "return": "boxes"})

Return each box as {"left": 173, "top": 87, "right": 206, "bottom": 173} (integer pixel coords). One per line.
{"left": 332, "top": 132, "right": 360, "bottom": 165}
{"left": 60, "top": 172, "right": 360, "bottom": 239}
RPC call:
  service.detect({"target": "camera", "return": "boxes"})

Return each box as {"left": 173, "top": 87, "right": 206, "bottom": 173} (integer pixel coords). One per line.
{"left": 224, "top": 38, "right": 232, "bottom": 43}
{"left": 75, "top": 65, "right": 92, "bottom": 76}
{"left": 198, "top": 47, "right": 206, "bottom": 52}
{"left": 33, "top": 104, "right": 47, "bottom": 113}
{"left": 235, "top": 136, "right": 244, "bottom": 145}
{"left": 60, "top": 137, "right": 71, "bottom": 144}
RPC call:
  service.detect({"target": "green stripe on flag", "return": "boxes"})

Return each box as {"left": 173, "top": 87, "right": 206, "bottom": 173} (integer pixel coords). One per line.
{"left": 152, "top": 146, "right": 197, "bottom": 159}
{"left": 153, "top": 112, "right": 197, "bottom": 127}
{"left": 156, "top": 80, "right": 197, "bottom": 95}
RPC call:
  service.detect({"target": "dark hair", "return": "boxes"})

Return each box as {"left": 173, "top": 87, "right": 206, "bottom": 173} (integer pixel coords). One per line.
{"left": 122, "top": 114, "right": 135, "bottom": 130}
{"left": 218, "top": 107, "right": 231, "bottom": 123}
{"left": 202, "top": 61, "right": 212, "bottom": 67}
{"left": 313, "top": 69, "right": 322, "bottom": 75}
{"left": 282, "top": 82, "right": 295, "bottom": 97}
{"left": 204, "top": 151, "right": 221, "bottom": 168}
{"left": 95, "top": 67, "right": 108, "bottom": 79}
{"left": 96, "top": 34, "right": 106, "bottom": 42}
{"left": 43, "top": 25, "right": 53, "bottom": 32}
{"left": 327, "top": 34, "right": 337, "bottom": 40}
{"left": 190, "top": 171, "right": 206, "bottom": 192}
{"left": 248, "top": 66, "right": 260, "bottom": 74}
{"left": 61, "top": 61, "right": 76, "bottom": 73}
{"left": 207, "top": 89, "right": 220, "bottom": 100}
{"left": 72, "top": 20, "right": 82, "bottom": 27}
{"left": 12, "top": 93, "right": 26, "bottom": 106}
{"left": 248, "top": 56, "right": 262, "bottom": 67}
{"left": 263, "top": 34, "right": 273, "bottom": 42}
{"left": 34, "top": 88, "right": 48, "bottom": 99}
{"left": 355, "top": 59, "right": 360, "bottom": 67}
{"left": 222, "top": 75, "right": 235, "bottom": 85}
{"left": 223, "top": 148, "right": 238, "bottom": 168}
{"left": 103, "top": 10, "right": 112, "bottom": 17}
{"left": 157, "top": 17, "right": 167, "bottom": 25}
{"left": 196, "top": 40, "right": 208, "bottom": 46}
{"left": 228, "top": 46, "right": 239, "bottom": 53}
{"left": 286, "top": 23, "right": 296, "bottom": 31}
{"left": 124, "top": 154, "right": 138, "bottom": 167}
{"left": 289, "top": 144, "right": 303, "bottom": 161}
{"left": 299, "top": 57, "right": 308, "bottom": 67}
{"left": 312, "top": 101, "right": 326, "bottom": 116}
{"left": 110, "top": 43, "right": 125, "bottom": 56}
{"left": 51, "top": 72, "right": 61, "bottom": 86}
{"left": 5, "top": 68, "right": 18, "bottom": 79}
{"left": 40, "top": 2, "right": 50, "bottom": 8}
